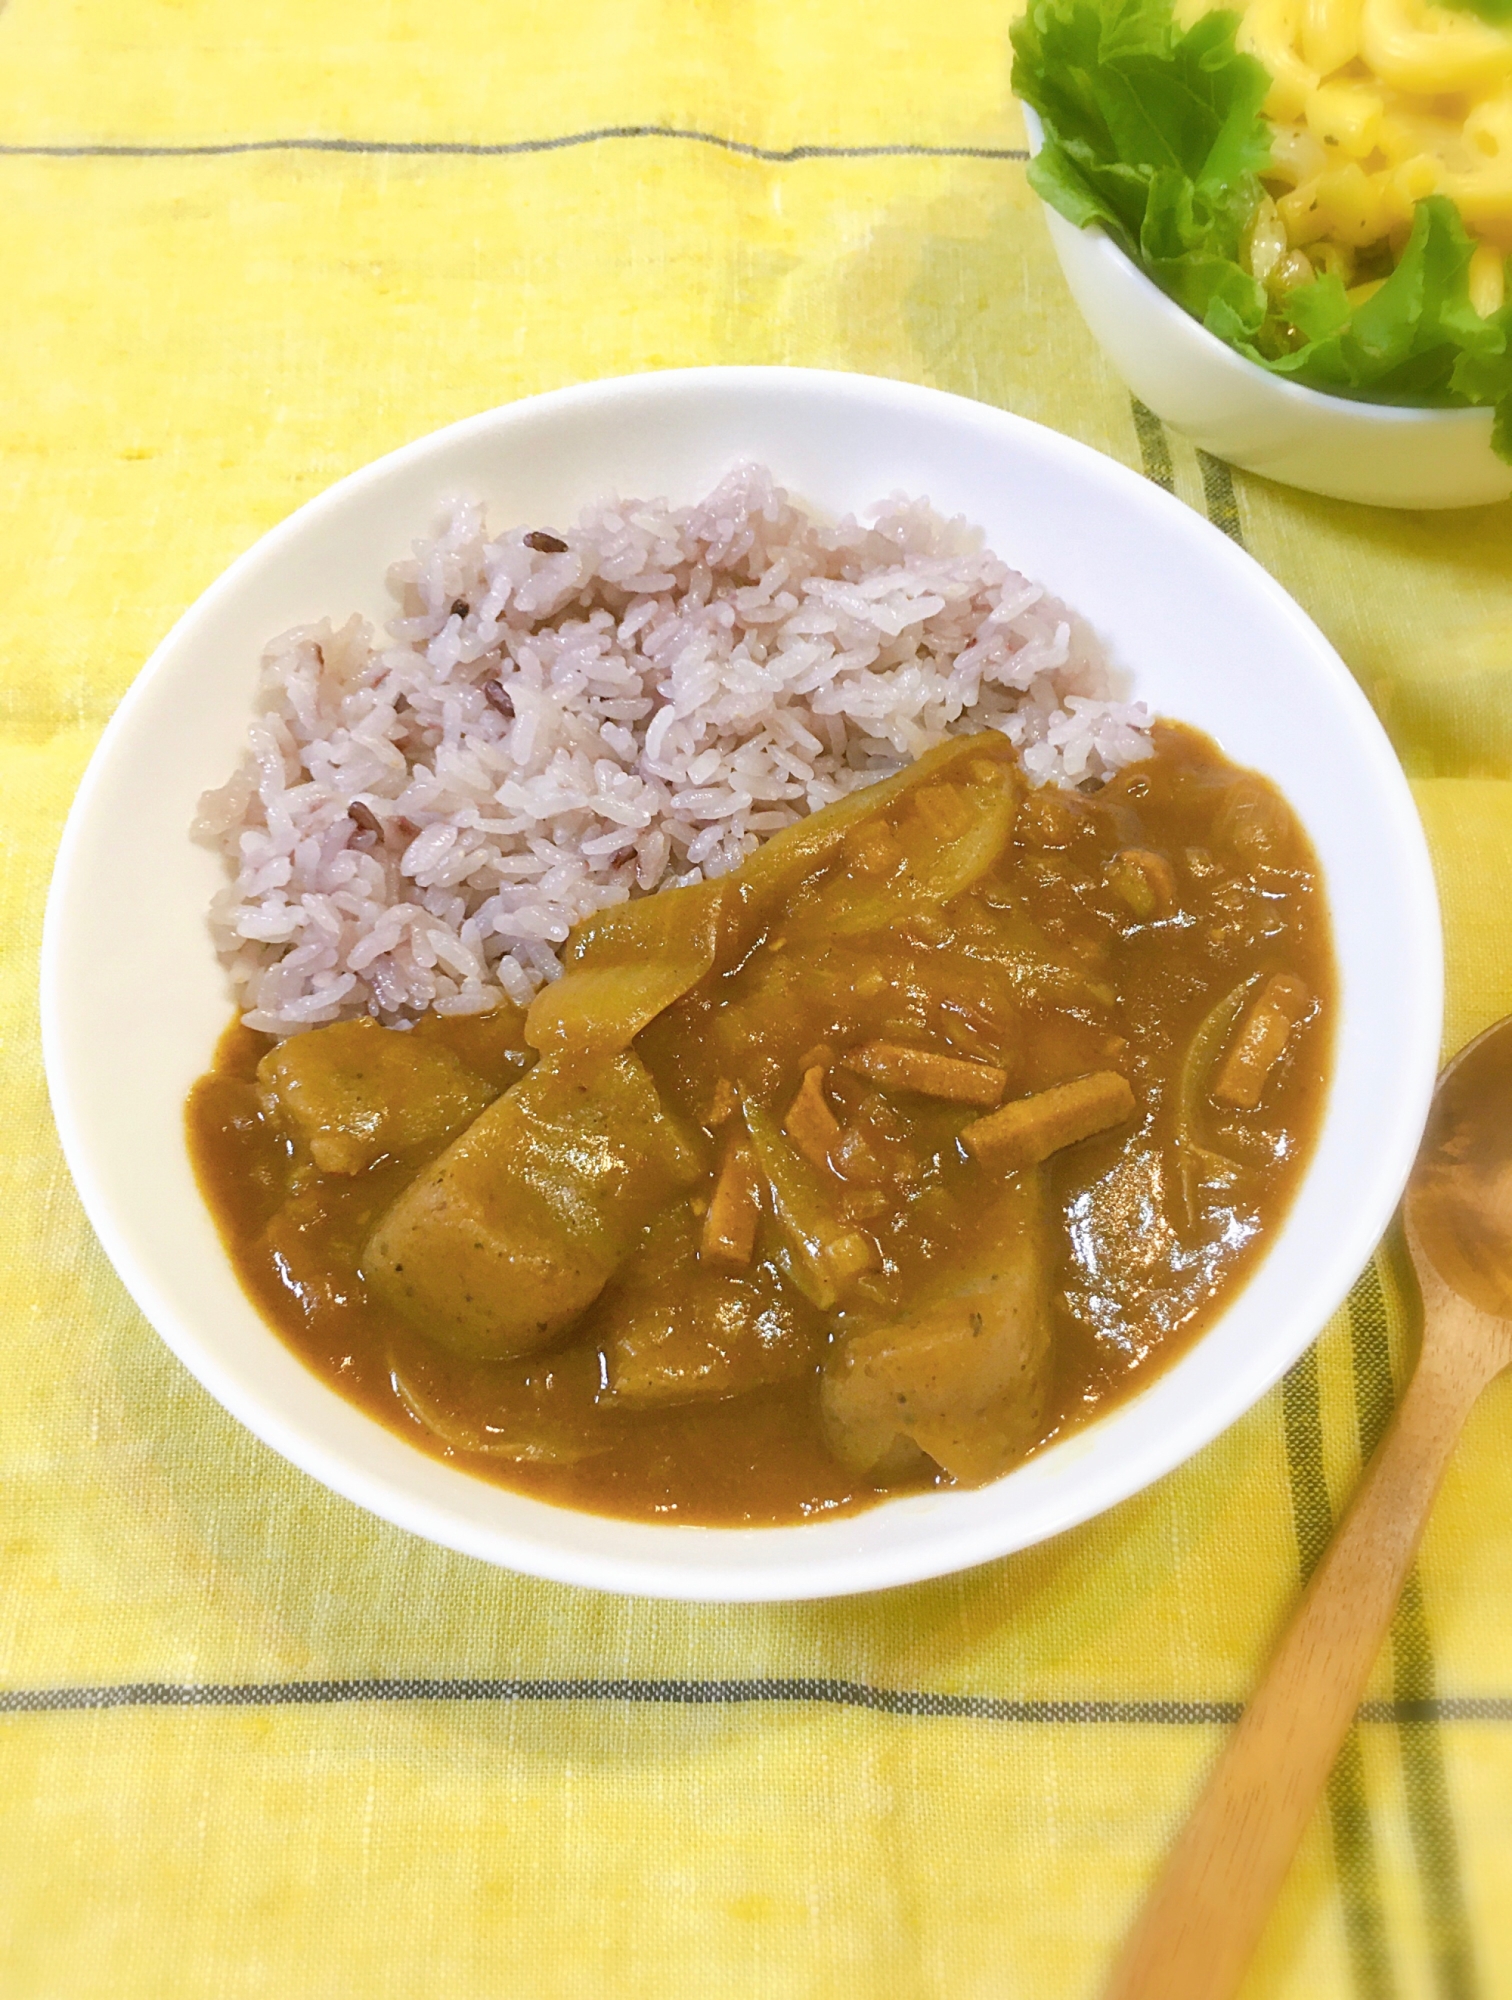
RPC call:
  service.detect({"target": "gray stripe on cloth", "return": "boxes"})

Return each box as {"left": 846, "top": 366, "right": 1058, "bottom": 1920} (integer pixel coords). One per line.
{"left": 0, "top": 130, "right": 1030, "bottom": 164}
{"left": 1129, "top": 399, "right": 1175, "bottom": 494}
{"left": 1, "top": 1679, "right": 1509, "bottom": 1720}
{"left": 0, "top": 1682, "right": 1243, "bottom": 1719}
{"left": 1196, "top": 448, "right": 1245, "bottom": 542}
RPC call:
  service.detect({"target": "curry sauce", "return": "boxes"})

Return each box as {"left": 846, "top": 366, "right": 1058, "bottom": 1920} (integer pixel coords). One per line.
{"left": 187, "top": 722, "right": 1333, "bottom": 1525}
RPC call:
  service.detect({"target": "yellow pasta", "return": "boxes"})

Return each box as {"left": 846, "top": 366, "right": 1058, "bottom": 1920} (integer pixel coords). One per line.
{"left": 1360, "top": 0, "right": 1512, "bottom": 97}
{"left": 1230, "top": 0, "right": 1512, "bottom": 300}
{"left": 1240, "top": 0, "right": 1321, "bottom": 119}
{"left": 1303, "top": 0, "right": 1365, "bottom": 74}
{"left": 1304, "top": 80, "right": 1385, "bottom": 157}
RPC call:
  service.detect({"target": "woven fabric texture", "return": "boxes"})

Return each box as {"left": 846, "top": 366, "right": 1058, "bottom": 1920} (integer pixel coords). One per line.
{"left": 3, "top": 3, "right": 1511, "bottom": 1995}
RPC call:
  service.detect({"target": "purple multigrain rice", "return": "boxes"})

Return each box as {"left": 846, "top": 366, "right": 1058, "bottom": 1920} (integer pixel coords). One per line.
{"left": 194, "top": 464, "right": 1150, "bottom": 1034}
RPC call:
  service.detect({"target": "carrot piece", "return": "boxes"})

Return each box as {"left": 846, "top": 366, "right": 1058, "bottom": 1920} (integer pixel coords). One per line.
{"left": 796, "top": 1042, "right": 837, "bottom": 1075}
{"left": 965, "top": 1071, "right": 1136, "bottom": 1172}
{"left": 1212, "top": 974, "right": 1312, "bottom": 1109}
{"left": 825, "top": 1230, "right": 880, "bottom": 1282}
{"left": 783, "top": 1065, "right": 841, "bottom": 1172}
{"left": 840, "top": 1041, "right": 1007, "bottom": 1107}
{"left": 701, "top": 1131, "right": 762, "bottom": 1268}
{"left": 703, "top": 1077, "right": 738, "bottom": 1129}
{"left": 1264, "top": 972, "right": 1311, "bottom": 1024}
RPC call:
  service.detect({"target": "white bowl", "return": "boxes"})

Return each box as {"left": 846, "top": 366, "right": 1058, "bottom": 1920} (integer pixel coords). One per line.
{"left": 1021, "top": 106, "right": 1512, "bottom": 511}
{"left": 42, "top": 366, "right": 1442, "bottom": 1600}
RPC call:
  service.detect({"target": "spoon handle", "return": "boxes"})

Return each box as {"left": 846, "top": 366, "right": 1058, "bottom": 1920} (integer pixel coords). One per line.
{"left": 1105, "top": 1297, "right": 1492, "bottom": 2000}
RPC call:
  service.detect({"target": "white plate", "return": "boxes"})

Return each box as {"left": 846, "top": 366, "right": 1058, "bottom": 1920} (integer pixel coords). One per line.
{"left": 42, "top": 367, "right": 1442, "bottom": 1600}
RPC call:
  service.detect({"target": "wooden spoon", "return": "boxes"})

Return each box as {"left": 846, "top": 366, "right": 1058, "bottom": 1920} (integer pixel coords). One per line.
{"left": 1106, "top": 1014, "right": 1512, "bottom": 2000}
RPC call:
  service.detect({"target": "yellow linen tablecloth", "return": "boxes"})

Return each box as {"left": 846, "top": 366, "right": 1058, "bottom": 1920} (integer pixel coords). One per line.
{"left": 4, "top": 3, "right": 1511, "bottom": 1994}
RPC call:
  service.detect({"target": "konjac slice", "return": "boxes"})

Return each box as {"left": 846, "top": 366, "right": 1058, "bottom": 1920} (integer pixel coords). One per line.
{"left": 257, "top": 1015, "right": 497, "bottom": 1174}
{"left": 596, "top": 1208, "right": 824, "bottom": 1410}
{"left": 820, "top": 1173, "right": 1052, "bottom": 1487}
{"left": 391, "top": 1337, "right": 620, "bottom": 1465}
{"left": 364, "top": 1051, "right": 703, "bottom": 1358}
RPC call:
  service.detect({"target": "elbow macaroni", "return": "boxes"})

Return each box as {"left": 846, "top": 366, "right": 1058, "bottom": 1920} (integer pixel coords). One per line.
{"left": 1232, "top": 0, "right": 1512, "bottom": 311}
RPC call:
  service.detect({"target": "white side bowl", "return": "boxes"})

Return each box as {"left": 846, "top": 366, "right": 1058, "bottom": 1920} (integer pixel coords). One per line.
{"left": 42, "top": 367, "right": 1442, "bottom": 1600}
{"left": 1021, "top": 106, "right": 1512, "bottom": 511}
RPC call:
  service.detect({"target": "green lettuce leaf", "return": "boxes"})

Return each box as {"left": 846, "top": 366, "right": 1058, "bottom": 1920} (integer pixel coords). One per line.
{"left": 1429, "top": 0, "right": 1512, "bottom": 24}
{"left": 1011, "top": 0, "right": 1512, "bottom": 462}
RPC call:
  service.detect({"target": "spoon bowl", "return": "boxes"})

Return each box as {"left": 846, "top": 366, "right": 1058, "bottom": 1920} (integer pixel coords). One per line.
{"left": 1406, "top": 1014, "right": 1512, "bottom": 1327}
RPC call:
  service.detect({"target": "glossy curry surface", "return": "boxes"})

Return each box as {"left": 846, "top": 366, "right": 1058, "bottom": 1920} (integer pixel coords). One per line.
{"left": 188, "top": 723, "right": 1333, "bottom": 1525}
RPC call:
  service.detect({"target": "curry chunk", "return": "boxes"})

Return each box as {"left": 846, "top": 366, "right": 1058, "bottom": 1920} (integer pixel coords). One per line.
{"left": 821, "top": 1176, "right": 1051, "bottom": 1486}
{"left": 964, "top": 1071, "right": 1136, "bottom": 1172}
{"left": 364, "top": 1051, "right": 703, "bottom": 1358}
{"left": 844, "top": 821, "right": 904, "bottom": 878}
{"left": 745, "top": 1099, "right": 879, "bottom": 1309}
{"left": 256, "top": 1016, "right": 496, "bottom": 1174}
{"left": 839, "top": 1041, "right": 1007, "bottom": 1107}
{"left": 1106, "top": 848, "right": 1176, "bottom": 921}
{"left": 1213, "top": 779, "right": 1296, "bottom": 867}
{"left": 1213, "top": 974, "right": 1311, "bottom": 1109}
{"left": 409, "top": 1000, "right": 535, "bottom": 1092}
{"left": 600, "top": 1212, "right": 823, "bottom": 1410}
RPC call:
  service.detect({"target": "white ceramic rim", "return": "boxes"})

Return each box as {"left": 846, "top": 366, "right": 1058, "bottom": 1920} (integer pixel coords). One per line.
{"left": 41, "top": 366, "right": 1444, "bottom": 1600}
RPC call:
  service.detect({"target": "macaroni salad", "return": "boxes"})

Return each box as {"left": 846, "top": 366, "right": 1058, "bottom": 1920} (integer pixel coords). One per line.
{"left": 1012, "top": 0, "right": 1512, "bottom": 453}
